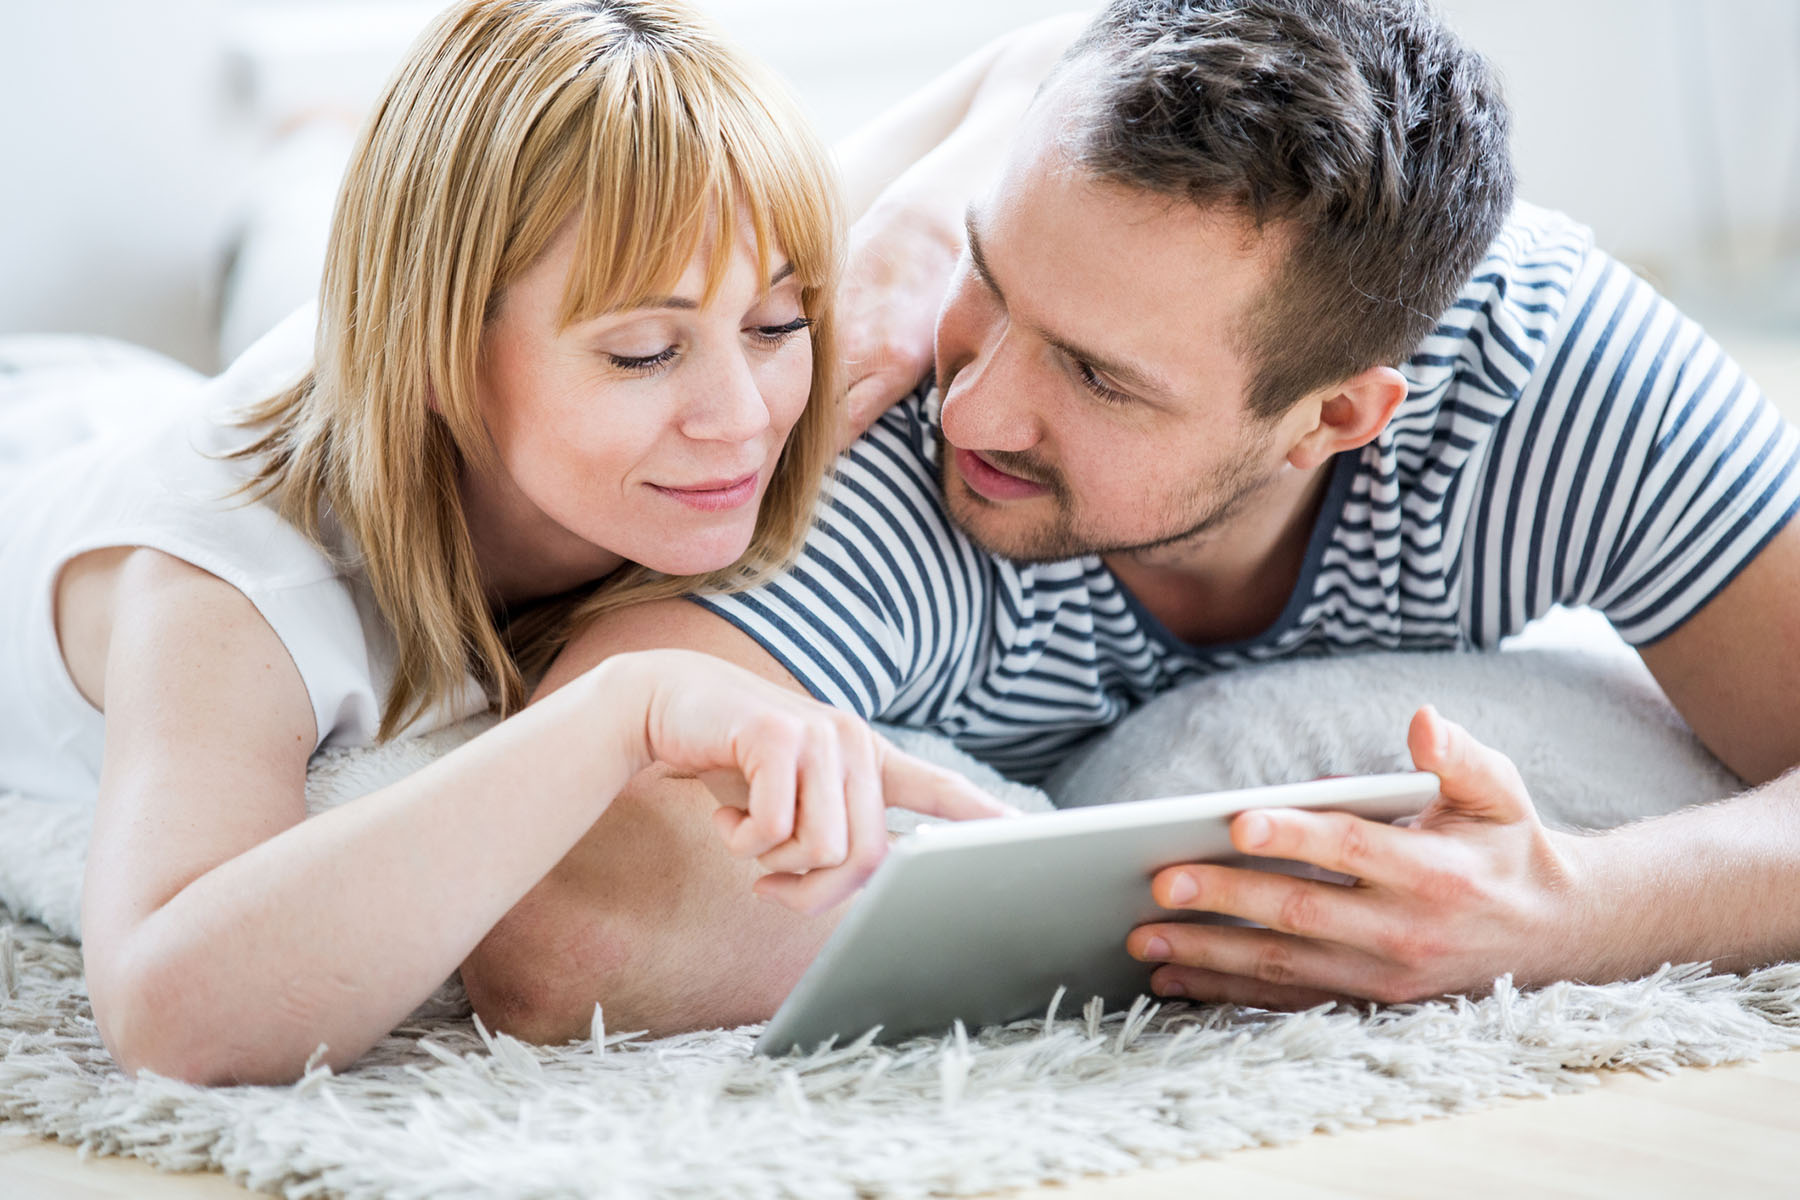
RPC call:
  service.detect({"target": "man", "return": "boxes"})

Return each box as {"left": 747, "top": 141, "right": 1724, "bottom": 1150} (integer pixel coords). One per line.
{"left": 461, "top": 0, "right": 1800, "bottom": 1038}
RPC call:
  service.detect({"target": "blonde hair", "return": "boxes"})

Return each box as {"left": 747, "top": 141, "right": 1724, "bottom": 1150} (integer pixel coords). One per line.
{"left": 233, "top": 0, "right": 844, "bottom": 739}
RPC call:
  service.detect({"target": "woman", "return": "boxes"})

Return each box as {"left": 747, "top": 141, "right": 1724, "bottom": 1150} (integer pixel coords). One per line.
{"left": 0, "top": 0, "right": 1010, "bottom": 1086}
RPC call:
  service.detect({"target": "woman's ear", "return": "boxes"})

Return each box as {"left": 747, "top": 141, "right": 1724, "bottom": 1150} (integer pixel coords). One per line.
{"left": 1284, "top": 365, "right": 1408, "bottom": 471}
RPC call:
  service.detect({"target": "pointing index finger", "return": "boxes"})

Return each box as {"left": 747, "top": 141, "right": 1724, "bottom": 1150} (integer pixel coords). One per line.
{"left": 878, "top": 751, "right": 1019, "bottom": 822}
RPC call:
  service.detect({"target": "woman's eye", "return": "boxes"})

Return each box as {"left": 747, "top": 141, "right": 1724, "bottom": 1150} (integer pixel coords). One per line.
{"left": 608, "top": 345, "right": 679, "bottom": 374}
{"left": 1073, "top": 358, "right": 1130, "bottom": 406}
{"left": 749, "top": 316, "right": 813, "bottom": 346}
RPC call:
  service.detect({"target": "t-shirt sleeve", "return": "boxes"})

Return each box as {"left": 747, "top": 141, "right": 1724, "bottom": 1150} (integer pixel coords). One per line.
{"left": 689, "top": 398, "right": 982, "bottom": 718}
{"left": 1495, "top": 246, "right": 1800, "bottom": 644}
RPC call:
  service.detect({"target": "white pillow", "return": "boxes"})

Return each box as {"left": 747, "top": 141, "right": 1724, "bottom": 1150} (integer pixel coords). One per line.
{"left": 1044, "top": 607, "right": 1742, "bottom": 832}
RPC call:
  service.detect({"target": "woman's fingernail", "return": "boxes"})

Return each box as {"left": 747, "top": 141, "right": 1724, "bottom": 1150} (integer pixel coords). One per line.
{"left": 1158, "top": 977, "right": 1186, "bottom": 998}
{"left": 1167, "top": 872, "right": 1199, "bottom": 904}
{"left": 1241, "top": 813, "right": 1271, "bottom": 848}
{"left": 1143, "top": 936, "right": 1171, "bottom": 961}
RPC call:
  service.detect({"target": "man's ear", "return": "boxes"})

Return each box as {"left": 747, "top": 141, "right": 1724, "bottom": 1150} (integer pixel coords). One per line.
{"left": 1284, "top": 365, "right": 1407, "bottom": 471}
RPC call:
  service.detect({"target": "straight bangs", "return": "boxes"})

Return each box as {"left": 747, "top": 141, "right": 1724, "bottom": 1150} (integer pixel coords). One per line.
{"left": 558, "top": 37, "right": 840, "bottom": 326}
{"left": 552, "top": 27, "right": 846, "bottom": 578}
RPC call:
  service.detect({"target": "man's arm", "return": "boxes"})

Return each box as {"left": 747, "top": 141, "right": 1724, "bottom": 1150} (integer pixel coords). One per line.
{"left": 459, "top": 598, "right": 854, "bottom": 1042}
{"left": 1125, "top": 518, "right": 1800, "bottom": 1009}
{"left": 1636, "top": 513, "right": 1800, "bottom": 786}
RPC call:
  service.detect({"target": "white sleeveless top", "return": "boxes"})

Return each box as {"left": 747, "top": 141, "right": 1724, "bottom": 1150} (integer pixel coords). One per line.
{"left": 0, "top": 311, "right": 488, "bottom": 804}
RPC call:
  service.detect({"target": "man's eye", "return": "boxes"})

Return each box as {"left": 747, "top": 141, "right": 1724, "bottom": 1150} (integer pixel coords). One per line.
{"left": 1073, "top": 358, "right": 1130, "bottom": 406}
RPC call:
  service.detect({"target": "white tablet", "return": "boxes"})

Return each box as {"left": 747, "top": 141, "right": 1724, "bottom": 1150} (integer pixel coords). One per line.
{"left": 756, "top": 771, "right": 1439, "bottom": 1055}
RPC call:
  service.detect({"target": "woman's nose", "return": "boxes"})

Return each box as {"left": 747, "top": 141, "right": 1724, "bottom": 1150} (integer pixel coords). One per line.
{"left": 681, "top": 350, "right": 771, "bottom": 443}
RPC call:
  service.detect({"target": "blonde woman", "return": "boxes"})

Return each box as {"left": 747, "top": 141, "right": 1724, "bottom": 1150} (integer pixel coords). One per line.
{"left": 0, "top": 0, "right": 1015, "bottom": 1086}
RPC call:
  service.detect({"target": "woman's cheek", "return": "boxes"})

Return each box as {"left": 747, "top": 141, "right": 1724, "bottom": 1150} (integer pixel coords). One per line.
{"left": 768, "top": 342, "right": 815, "bottom": 439}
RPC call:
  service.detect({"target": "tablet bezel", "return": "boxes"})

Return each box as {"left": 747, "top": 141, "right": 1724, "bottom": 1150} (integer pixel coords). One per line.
{"left": 756, "top": 771, "right": 1440, "bottom": 1055}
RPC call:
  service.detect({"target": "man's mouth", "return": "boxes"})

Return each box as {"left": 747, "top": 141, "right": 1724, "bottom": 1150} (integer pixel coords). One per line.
{"left": 953, "top": 447, "right": 1051, "bottom": 502}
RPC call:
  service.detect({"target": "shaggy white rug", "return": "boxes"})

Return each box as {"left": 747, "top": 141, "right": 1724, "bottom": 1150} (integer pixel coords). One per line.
{"left": 5, "top": 609, "right": 1800, "bottom": 1199}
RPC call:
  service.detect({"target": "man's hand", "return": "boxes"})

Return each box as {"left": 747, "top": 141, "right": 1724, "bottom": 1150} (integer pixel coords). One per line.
{"left": 838, "top": 201, "right": 962, "bottom": 444}
{"left": 1126, "top": 707, "right": 1591, "bottom": 1009}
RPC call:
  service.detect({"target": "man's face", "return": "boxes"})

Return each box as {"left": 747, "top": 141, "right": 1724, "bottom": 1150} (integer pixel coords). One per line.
{"left": 933, "top": 99, "right": 1314, "bottom": 566}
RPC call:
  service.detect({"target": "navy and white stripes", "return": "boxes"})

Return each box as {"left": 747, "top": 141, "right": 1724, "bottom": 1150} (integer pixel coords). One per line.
{"left": 694, "top": 204, "right": 1800, "bottom": 782}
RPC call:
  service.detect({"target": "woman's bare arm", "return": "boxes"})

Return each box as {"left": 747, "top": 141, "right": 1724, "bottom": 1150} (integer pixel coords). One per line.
{"left": 836, "top": 13, "right": 1091, "bottom": 438}
{"left": 79, "top": 550, "right": 1004, "bottom": 1084}
{"left": 834, "top": 13, "right": 1091, "bottom": 222}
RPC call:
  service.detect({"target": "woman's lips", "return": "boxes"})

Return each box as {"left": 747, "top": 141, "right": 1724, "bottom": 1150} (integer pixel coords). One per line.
{"left": 651, "top": 471, "right": 759, "bottom": 513}
{"left": 953, "top": 447, "right": 1050, "bottom": 501}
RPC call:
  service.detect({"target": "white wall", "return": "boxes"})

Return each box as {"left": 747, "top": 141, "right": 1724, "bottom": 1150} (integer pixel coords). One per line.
{"left": 1, "top": 0, "right": 1794, "bottom": 371}
{"left": 0, "top": 0, "right": 253, "bottom": 369}
{"left": 1438, "top": 0, "right": 1800, "bottom": 327}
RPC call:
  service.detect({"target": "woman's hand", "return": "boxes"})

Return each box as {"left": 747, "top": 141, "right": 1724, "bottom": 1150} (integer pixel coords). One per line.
{"left": 838, "top": 200, "right": 963, "bottom": 445}
{"left": 622, "top": 649, "right": 1016, "bottom": 913}
{"left": 830, "top": 14, "right": 1091, "bottom": 446}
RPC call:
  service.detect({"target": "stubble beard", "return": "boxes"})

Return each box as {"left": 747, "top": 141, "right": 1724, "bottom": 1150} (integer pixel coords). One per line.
{"left": 936, "top": 433, "right": 1279, "bottom": 567}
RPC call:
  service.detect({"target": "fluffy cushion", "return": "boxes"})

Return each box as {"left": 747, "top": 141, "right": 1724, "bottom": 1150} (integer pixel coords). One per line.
{"left": 1045, "top": 606, "right": 1741, "bottom": 831}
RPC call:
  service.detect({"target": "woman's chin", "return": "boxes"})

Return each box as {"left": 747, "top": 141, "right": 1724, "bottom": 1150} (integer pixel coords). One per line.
{"left": 631, "top": 534, "right": 757, "bottom": 579}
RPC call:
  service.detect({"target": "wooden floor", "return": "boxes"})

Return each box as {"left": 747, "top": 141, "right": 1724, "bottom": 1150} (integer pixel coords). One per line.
{"left": 5, "top": 1048, "right": 1800, "bottom": 1198}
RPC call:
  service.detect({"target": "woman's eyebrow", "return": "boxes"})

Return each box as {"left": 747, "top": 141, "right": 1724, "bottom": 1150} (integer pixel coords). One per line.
{"left": 636, "top": 262, "right": 797, "bottom": 312}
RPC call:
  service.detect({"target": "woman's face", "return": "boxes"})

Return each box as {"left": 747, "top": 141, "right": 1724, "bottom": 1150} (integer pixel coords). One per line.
{"left": 469, "top": 214, "right": 815, "bottom": 598}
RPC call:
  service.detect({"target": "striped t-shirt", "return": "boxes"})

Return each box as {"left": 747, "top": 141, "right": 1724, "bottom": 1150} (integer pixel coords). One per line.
{"left": 694, "top": 204, "right": 1800, "bottom": 782}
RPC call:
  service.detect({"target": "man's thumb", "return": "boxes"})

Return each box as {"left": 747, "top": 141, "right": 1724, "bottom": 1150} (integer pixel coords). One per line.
{"left": 1407, "top": 704, "right": 1534, "bottom": 825}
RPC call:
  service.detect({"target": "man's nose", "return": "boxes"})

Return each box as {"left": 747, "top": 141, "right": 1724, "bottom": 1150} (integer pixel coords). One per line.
{"left": 937, "top": 321, "right": 1040, "bottom": 455}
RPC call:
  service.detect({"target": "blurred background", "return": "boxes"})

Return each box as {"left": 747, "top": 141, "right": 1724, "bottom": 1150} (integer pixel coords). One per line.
{"left": 2, "top": 0, "right": 1796, "bottom": 395}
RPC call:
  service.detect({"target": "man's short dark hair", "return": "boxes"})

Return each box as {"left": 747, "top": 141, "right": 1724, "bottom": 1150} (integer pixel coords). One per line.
{"left": 1060, "top": 0, "right": 1515, "bottom": 418}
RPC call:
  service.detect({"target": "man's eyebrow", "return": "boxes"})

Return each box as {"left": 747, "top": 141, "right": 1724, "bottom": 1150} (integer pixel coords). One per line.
{"left": 965, "top": 206, "right": 1005, "bottom": 303}
{"left": 966, "top": 205, "right": 1175, "bottom": 403}
{"left": 634, "top": 261, "right": 797, "bottom": 312}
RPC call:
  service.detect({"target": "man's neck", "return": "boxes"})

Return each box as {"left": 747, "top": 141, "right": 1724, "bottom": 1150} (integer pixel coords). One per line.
{"left": 1103, "top": 461, "right": 1336, "bottom": 646}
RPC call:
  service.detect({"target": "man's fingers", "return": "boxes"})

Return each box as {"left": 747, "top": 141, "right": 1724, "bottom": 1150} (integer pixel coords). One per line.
{"left": 1127, "top": 922, "right": 1376, "bottom": 1000}
{"left": 1225, "top": 806, "right": 1429, "bottom": 889}
{"left": 1145, "top": 863, "right": 1385, "bottom": 946}
{"left": 1407, "top": 704, "right": 1534, "bottom": 825}
{"left": 1142, "top": 963, "right": 1352, "bottom": 1012}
